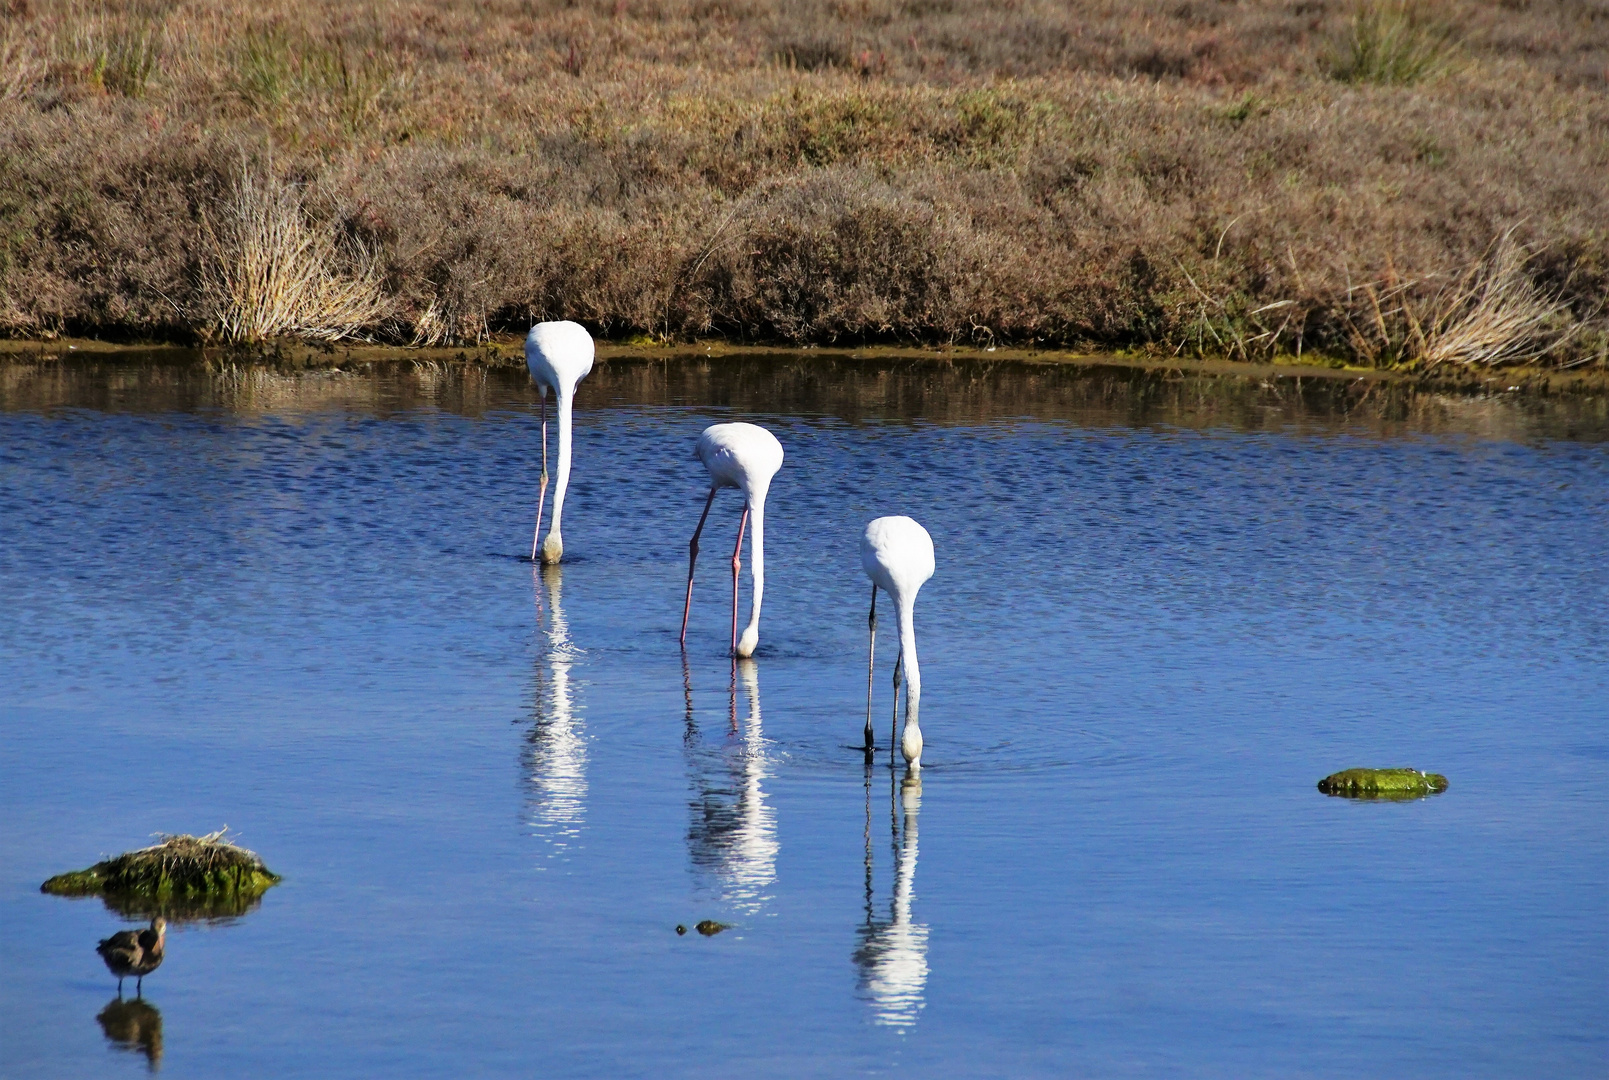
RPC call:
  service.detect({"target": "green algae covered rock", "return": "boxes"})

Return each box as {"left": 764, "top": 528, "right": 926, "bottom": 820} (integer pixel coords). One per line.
{"left": 1318, "top": 768, "right": 1448, "bottom": 799}
{"left": 42, "top": 829, "right": 280, "bottom": 922}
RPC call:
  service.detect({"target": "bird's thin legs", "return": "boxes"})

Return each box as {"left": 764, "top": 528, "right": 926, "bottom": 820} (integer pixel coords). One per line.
{"left": 864, "top": 586, "right": 878, "bottom": 753}
{"left": 530, "top": 393, "right": 550, "bottom": 562}
{"left": 680, "top": 489, "right": 718, "bottom": 647}
{"left": 729, "top": 506, "right": 750, "bottom": 657}
{"left": 117, "top": 977, "right": 124, "bottom": 997}
{"left": 889, "top": 653, "right": 902, "bottom": 767}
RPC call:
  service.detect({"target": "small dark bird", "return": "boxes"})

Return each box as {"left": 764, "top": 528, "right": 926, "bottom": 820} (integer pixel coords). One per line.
{"left": 97, "top": 917, "right": 166, "bottom": 996}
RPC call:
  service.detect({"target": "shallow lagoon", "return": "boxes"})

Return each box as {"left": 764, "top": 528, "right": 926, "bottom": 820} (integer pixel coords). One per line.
{"left": 1, "top": 355, "right": 1605, "bottom": 1077}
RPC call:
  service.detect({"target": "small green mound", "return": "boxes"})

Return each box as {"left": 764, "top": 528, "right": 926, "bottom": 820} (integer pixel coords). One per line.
{"left": 1318, "top": 768, "right": 1448, "bottom": 799}
{"left": 42, "top": 829, "right": 280, "bottom": 920}
{"left": 695, "top": 920, "right": 731, "bottom": 936}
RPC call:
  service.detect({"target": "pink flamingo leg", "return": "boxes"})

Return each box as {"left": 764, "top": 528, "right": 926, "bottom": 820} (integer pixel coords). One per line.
{"left": 530, "top": 393, "right": 549, "bottom": 562}
{"left": 680, "top": 488, "right": 718, "bottom": 647}
{"left": 729, "top": 505, "right": 749, "bottom": 657}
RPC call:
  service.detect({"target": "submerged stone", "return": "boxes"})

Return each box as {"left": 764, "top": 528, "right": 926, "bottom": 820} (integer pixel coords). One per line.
{"left": 694, "top": 920, "right": 730, "bottom": 936}
{"left": 42, "top": 830, "right": 280, "bottom": 922}
{"left": 1317, "top": 768, "right": 1448, "bottom": 799}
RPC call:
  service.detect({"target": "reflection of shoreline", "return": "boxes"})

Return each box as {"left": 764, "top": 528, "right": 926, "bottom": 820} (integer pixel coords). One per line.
{"left": 98, "top": 996, "right": 162, "bottom": 1071}
{"left": 7, "top": 356, "right": 1600, "bottom": 443}
{"left": 685, "top": 659, "right": 778, "bottom": 915}
{"left": 524, "top": 565, "right": 586, "bottom": 855}
{"left": 854, "top": 770, "right": 928, "bottom": 1028}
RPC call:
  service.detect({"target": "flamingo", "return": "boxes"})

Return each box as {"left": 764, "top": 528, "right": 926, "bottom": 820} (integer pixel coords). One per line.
{"left": 525, "top": 321, "right": 595, "bottom": 564}
{"left": 861, "top": 516, "right": 935, "bottom": 767}
{"left": 679, "top": 423, "right": 784, "bottom": 658}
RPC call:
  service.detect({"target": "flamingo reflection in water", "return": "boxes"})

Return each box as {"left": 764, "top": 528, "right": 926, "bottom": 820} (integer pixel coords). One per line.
{"left": 524, "top": 564, "right": 588, "bottom": 855}
{"left": 854, "top": 766, "right": 929, "bottom": 1028}
{"left": 683, "top": 657, "right": 778, "bottom": 915}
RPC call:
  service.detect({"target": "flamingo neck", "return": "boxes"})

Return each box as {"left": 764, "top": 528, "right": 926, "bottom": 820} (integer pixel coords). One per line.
{"left": 541, "top": 388, "right": 575, "bottom": 561}
{"left": 895, "top": 591, "right": 923, "bottom": 766}
{"left": 736, "top": 487, "right": 768, "bottom": 657}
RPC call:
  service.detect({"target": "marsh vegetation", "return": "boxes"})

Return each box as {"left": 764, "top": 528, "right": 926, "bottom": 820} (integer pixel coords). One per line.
{"left": 0, "top": 0, "right": 1605, "bottom": 366}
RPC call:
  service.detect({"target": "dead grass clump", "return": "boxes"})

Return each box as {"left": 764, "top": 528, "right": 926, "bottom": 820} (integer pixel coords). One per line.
{"left": 1343, "top": 232, "right": 1579, "bottom": 369}
{"left": 201, "top": 166, "right": 389, "bottom": 343}
{"left": 1327, "top": 0, "right": 1454, "bottom": 86}
{"left": 41, "top": 828, "right": 282, "bottom": 903}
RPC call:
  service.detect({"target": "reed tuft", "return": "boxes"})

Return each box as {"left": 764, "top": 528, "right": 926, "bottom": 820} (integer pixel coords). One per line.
{"left": 201, "top": 166, "right": 389, "bottom": 343}
{"left": 52, "top": 9, "right": 162, "bottom": 97}
{"left": 1328, "top": 0, "right": 1454, "bottom": 86}
{"left": 1343, "top": 231, "right": 1578, "bottom": 369}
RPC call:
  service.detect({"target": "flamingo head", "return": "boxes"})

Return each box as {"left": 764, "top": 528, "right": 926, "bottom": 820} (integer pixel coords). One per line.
{"left": 539, "top": 532, "right": 563, "bottom": 565}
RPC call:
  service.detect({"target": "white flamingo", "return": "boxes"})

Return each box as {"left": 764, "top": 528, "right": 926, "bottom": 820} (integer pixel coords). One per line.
{"left": 679, "top": 423, "right": 784, "bottom": 658}
{"left": 862, "top": 516, "right": 935, "bottom": 767}
{"left": 525, "top": 321, "right": 595, "bottom": 564}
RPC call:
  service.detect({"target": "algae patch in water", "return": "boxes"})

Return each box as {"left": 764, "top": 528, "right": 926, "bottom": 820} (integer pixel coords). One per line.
{"left": 1317, "top": 768, "right": 1448, "bottom": 799}
{"left": 41, "top": 829, "right": 280, "bottom": 921}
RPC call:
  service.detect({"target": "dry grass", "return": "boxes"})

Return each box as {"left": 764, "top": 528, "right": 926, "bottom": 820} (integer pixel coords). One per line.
{"left": 201, "top": 164, "right": 390, "bottom": 342}
{"left": 0, "top": 0, "right": 1605, "bottom": 365}
{"left": 1342, "top": 230, "right": 1584, "bottom": 368}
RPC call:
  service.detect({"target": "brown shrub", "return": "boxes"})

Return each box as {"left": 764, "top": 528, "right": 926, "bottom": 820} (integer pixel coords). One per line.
{"left": 0, "top": 0, "right": 1604, "bottom": 364}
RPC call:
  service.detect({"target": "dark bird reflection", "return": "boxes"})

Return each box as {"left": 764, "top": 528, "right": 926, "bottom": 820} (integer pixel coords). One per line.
{"left": 684, "top": 658, "right": 777, "bottom": 914}
{"left": 854, "top": 767, "right": 929, "bottom": 1028}
{"left": 97, "top": 997, "right": 163, "bottom": 1071}
{"left": 523, "top": 564, "right": 587, "bottom": 855}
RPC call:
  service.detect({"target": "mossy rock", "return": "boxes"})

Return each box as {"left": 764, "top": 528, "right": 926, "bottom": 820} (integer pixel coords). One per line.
{"left": 42, "top": 830, "right": 280, "bottom": 923}
{"left": 1317, "top": 768, "right": 1448, "bottom": 799}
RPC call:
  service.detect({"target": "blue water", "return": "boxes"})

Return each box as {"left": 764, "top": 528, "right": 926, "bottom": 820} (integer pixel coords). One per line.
{"left": 1, "top": 357, "right": 1605, "bottom": 1077}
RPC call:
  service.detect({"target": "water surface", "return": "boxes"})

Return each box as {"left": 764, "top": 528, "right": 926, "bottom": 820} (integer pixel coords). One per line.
{"left": 1, "top": 356, "right": 1605, "bottom": 1077}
